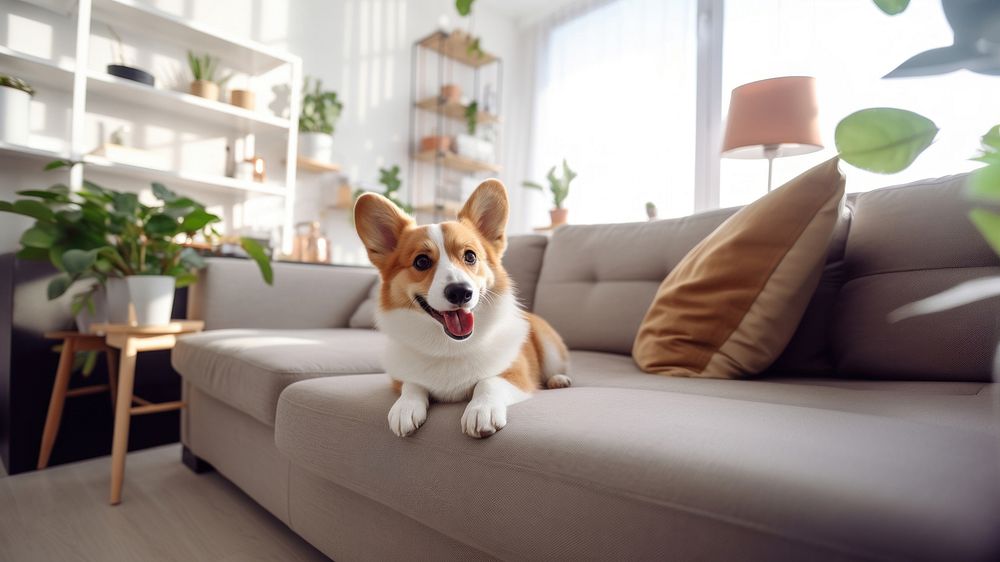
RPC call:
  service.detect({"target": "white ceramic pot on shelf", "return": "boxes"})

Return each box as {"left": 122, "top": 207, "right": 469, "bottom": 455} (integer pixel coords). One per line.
{"left": 74, "top": 287, "right": 108, "bottom": 334}
{"left": 0, "top": 84, "right": 31, "bottom": 145}
{"left": 298, "top": 132, "right": 334, "bottom": 163}
{"left": 127, "top": 275, "right": 176, "bottom": 326}
{"left": 105, "top": 277, "right": 132, "bottom": 325}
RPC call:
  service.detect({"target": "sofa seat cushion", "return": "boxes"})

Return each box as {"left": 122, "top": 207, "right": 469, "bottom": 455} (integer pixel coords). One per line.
{"left": 173, "top": 329, "right": 385, "bottom": 426}
{"left": 569, "top": 351, "right": 1000, "bottom": 434}
{"left": 275, "top": 375, "right": 1000, "bottom": 561}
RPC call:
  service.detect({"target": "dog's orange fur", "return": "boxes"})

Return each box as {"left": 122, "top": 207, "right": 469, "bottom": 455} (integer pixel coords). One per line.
{"left": 356, "top": 180, "right": 567, "bottom": 397}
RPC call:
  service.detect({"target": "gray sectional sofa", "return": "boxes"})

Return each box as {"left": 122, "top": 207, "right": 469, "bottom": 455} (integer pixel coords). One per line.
{"left": 173, "top": 174, "right": 1000, "bottom": 561}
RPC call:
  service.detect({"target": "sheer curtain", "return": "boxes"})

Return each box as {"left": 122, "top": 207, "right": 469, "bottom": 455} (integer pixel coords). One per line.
{"left": 523, "top": 0, "right": 697, "bottom": 228}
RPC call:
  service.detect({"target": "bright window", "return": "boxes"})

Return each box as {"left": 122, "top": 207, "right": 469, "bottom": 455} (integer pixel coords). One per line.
{"left": 529, "top": 0, "right": 697, "bottom": 224}
{"left": 720, "top": 0, "right": 1000, "bottom": 207}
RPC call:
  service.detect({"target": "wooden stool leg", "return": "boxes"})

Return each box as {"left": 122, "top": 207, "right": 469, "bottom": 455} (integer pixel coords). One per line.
{"left": 37, "top": 338, "right": 76, "bottom": 470}
{"left": 105, "top": 348, "right": 118, "bottom": 408}
{"left": 109, "top": 338, "right": 137, "bottom": 505}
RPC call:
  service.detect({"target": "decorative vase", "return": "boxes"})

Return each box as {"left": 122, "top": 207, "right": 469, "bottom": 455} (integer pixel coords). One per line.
{"left": 74, "top": 287, "right": 108, "bottom": 334}
{"left": 419, "top": 135, "right": 451, "bottom": 153}
{"left": 0, "top": 84, "right": 31, "bottom": 145}
{"left": 126, "top": 275, "right": 175, "bottom": 326}
{"left": 440, "top": 83, "right": 461, "bottom": 103}
{"left": 107, "top": 64, "right": 155, "bottom": 86}
{"left": 550, "top": 208, "right": 568, "bottom": 227}
{"left": 298, "top": 131, "right": 335, "bottom": 163}
{"left": 190, "top": 80, "right": 219, "bottom": 100}
{"left": 229, "top": 89, "right": 255, "bottom": 110}
{"left": 105, "top": 277, "right": 133, "bottom": 325}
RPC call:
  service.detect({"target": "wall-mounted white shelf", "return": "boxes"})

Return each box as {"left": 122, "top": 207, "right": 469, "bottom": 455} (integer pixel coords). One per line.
{"left": 0, "top": 140, "right": 70, "bottom": 163}
{"left": 0, "top": 45, "right": 74, "bottom": 90}
{"left": 87, "top": 72, "right": 291, "bottom": 133}
{"left": 83, "top": 155, "right": 287, "bottom": 196}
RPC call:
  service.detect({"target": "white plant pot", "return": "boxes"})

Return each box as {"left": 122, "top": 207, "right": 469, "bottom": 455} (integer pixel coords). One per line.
{"left": 106, "top": 277, "right": 133, "bottom": 325}
{"left": 127, "top": 275, "right": 175, "bottom": 327}
{"left": 455, "top": 133, "right": 495, "bottom": 163}
{"left": 298, "top": 132, "right": 334, "bottom": 163}
{"left": 0, "top": 86, "right": 31, "bottom": 145}
{"left": 74, "top": 287, "right": 108, "bottom": 334}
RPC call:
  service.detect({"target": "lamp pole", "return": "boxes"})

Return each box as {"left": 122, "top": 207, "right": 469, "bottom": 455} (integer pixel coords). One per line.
{"left": 764, "top": 144, "right": 779, "bottom": 191}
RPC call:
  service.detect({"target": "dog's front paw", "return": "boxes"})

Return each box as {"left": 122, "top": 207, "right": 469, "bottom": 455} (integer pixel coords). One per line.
{"left": 461, "top": 400, "right": 507, "bottom": 438}
{"left": 388, "top": 397, "right": 427, "bottom": 437}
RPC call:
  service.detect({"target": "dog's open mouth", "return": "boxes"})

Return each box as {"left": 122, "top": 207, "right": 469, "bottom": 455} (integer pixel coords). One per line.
{"left": 415, "top": 295, "right": 474, "bottom": 340}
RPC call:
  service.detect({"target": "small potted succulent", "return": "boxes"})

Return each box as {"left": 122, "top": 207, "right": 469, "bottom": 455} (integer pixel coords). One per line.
{"left": 106, "top": 26, "right": 155, "bottom": 86}
{"left": 0, "top": 75, "right": 33, "bottom": 145}
{"left": 523, "top": 159, "right": 577, "bottom": 227}
{"left": 298, "top": 76, "right": 343, "bottom": 163}
{"left": 187, "top": 51, "right": 232, "bottom": 101}
{"left": 0, "top": 161, "right": 273, "bottom": 327}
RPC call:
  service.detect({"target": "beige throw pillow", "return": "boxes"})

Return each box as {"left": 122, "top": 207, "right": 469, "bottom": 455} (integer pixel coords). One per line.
{"left": 633, "top": 157, "right": 846, "bottom": 378}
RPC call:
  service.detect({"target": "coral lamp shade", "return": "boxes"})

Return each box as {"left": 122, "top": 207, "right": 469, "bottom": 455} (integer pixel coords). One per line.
{"left": 722, "top": 76, "right": 823, "bottom": 159}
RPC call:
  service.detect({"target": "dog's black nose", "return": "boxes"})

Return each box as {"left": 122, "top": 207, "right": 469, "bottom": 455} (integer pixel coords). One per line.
{"left": 444, "top": 282, "right": 473, "bottom": 305}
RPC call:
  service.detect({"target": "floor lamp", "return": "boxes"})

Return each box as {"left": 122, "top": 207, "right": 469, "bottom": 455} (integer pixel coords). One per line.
{"left": 721, "top": 76, "right": 823, "bottom": 191}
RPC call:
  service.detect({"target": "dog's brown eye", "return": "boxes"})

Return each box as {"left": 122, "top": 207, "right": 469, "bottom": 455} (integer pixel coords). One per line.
{"left": 464, "top": 250, "right": 477, "bottom": 265}
{"left": 413, "top": 254, "right": 432, "bottom": 271}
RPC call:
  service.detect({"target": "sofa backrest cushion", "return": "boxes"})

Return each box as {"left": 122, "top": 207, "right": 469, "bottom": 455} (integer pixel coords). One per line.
{"left": 347, "top": 233, "right": 550, "bottom": 329}
{"left": 832, "top": 174, "right": 1000, "bottom": 382}
{"left": 533, "top": 210, "right": 737, "bottom": 355}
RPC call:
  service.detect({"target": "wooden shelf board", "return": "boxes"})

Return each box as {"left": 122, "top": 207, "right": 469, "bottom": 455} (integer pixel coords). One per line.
{"left": 82, "top": 155, "right": 287, "bottom": 196}
{"left": 413, "top": 201, "right": 463, "bottom": 216}
{"left": 87, "top": 72, "right": 290, "bottom": 132}
{"left": 414, "top": 150, "right": 501, "bottom": 174}
{"left": 414, "top": 97, "right": 499, "bottom": 125}
{"left": 297, "top": 156, "right": 341, "bottom": 173}
{"left": 0, "top": 46, "right": 75, "bottom": 91}
{"left": 417, "top": 31, "right": 498, "bottom": 69}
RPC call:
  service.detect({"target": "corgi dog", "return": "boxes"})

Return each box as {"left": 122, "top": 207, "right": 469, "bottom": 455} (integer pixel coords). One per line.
{"left": 354, "top": 179, "right": 571, "bottom": 439}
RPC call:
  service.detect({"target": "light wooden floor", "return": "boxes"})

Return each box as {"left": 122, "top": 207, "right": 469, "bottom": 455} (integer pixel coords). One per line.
{"left": 0, "top": 444, "right": 329, "bottom": 561}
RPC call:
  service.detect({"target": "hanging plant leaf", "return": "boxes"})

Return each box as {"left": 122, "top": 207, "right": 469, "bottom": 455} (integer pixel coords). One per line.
{"left": 240, "top": 237, "right": 274, "bottom": 285}
{"left": 835, "top": 108, "right": 938, "bottom": 173}
{"left": 456, "top": 0, "right": 475, "bottom": 16}
{"left": 872, "top": 0, "right": 909, "bottom": 15}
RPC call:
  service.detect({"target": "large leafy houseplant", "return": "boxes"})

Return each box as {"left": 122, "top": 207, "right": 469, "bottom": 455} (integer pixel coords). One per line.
{"left": 832, "top": 1, "right": 1000, "bottom": 322}
{"left": 0, "top": 163, "right": 273, "bottom": 317}
{"left": 299, "top": 76, "right": 343, "bottom": 135}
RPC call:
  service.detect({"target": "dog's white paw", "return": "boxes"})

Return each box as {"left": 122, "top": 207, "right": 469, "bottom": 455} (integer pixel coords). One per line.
{"left": 461, "top": 400, "right": 507, "bottom": 438}
{"left": 388, "top": 397, "right": 427, "bottom": 437}
{"left": 546, "top": 374, "right": 572, "bottom": 389}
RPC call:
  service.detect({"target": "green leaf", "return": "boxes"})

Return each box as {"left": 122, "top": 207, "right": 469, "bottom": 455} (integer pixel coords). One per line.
{"left": 835, "top": 108, "right": 938, "bottom": 173}
{"left": 81, "top": 351, "right": 98, "bottom": 377}
{"left": 112, "top": 192, "right": 140, "bottom": 215}
{"left": 11, "top": 200, "right": 55, "bottom": 222}
{"left": 62, "top": 249, "right": 98, "bottom": 276}
{"left": 174, "top": 272, "right": 199, "bottom": 288}
{"left": 179, "top": 208, "right": 220, "bottom": 233}
{"left": 522, "top": 181, "right": 544, "bottom": 191}
{"left": 16, "top": 246, "right": 50, "bottom": 261}
{"left": 44, "top": 159, "right": 75, "bottom": 170}
{"left": 16, "top": 189, "right": 67, "bottom": 201}
{"left": 20, "top": 225, "right": 57, "bottom": 248}
{"left": 240, "top": 237, "right": 273, "bottom": 285}
{"left": 456, "top": 0, "right": 474, "bottom": 16}
{"left": 179, "top": 247, "right": 206, "bottom": 270}
{"left": 151, "top": 182, "right": 178, "bottom": 203}
{"left": 145, "top": 214, "right": 180, "bottom": 237}
{"left": 970, "top": 209, "right": 1000, "bottom": 257}
{"left": 969, "top": 162, "right": 1000, "bottom": 202}
{"left": 47, "top": 276, "right": 72, "bottom": 300}
{"left": 872, "top": 0, "right": 909, "bottom": 15}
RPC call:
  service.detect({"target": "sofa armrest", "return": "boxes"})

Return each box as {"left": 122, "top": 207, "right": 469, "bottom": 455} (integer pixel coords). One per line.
{"left": 188, "top": 257, "right": 378, "bottom": 329}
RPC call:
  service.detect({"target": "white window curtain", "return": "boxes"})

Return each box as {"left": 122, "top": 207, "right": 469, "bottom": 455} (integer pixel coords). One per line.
{"left": 523, "top": 0, "right": 698, "bottom": 227}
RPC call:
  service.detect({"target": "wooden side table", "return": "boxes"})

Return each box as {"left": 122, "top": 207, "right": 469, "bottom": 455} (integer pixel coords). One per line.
{"left": 91, "top": 320, "right": 204, "bottom": 505}
{"left": 38, "top": 332, "right": 118, "bottom": 470}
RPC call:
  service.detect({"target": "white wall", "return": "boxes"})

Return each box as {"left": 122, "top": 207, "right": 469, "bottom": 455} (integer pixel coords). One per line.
{"left": 0, "top": 0, "right": 527, "bottom": 263}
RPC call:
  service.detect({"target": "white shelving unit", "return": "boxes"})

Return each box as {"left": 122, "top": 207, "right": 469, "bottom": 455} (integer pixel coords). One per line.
{"left": 0, "top": 0, "right": 302, "bottom": 248}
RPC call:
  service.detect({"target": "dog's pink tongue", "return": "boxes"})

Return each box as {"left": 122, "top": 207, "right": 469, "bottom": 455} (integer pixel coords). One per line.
{"left": 443, "top": 309, "right": 474, "bottom": 337}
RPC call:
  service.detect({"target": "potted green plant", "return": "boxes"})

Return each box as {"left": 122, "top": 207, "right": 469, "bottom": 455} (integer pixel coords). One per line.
{"left": 0, "top": 163, "right": 273, "bottom": 327}
{"left": 298, "top": 76, "right": 343, "bottom": 163}
{"left": 106, "top": 26, "right": 155, "bottom": 86}
{"left": 0, "top": 75, "right": 33, "bottom": 145}
{"left": 353, "top": 165, "right": 412, "bottom": 214}
{"left": 523, "top": 159, "right": 577, "bottom": 227}
{"left": 187, "top": 51, "right": 232, "bottom": 101}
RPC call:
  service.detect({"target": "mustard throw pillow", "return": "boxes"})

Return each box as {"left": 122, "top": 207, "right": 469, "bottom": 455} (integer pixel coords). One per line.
{"left": 633, "top": 157, "right": 845, "bottom": 378}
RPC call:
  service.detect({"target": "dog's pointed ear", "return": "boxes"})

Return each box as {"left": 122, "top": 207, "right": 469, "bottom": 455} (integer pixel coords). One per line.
{"left": 459, "top": 179, "right": 509, "bottom": 255}
{"left": 354, "top": 193, "right": 413, "bottom": 268}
